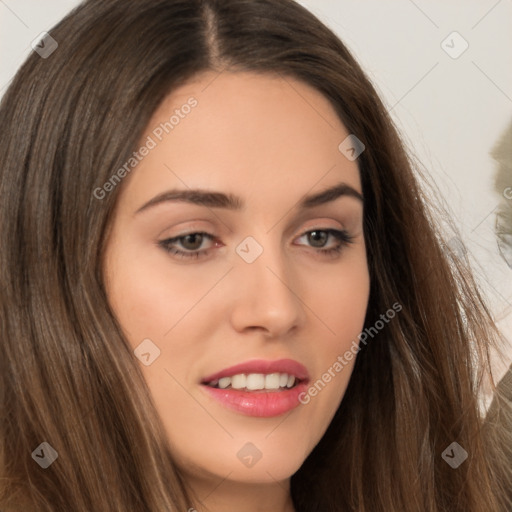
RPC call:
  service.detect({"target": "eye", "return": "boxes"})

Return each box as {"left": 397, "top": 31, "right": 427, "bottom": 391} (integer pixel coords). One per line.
{"left": 158, "top": 232, "right": 218, "bottom": 260}
{"left": 295, "top": 229, "right": 354, "bottom": 257}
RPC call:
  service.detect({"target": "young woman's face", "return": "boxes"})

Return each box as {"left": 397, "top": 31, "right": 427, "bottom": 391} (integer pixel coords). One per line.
{"left": 103, "top": 71, "right": 369, "bottom": 490}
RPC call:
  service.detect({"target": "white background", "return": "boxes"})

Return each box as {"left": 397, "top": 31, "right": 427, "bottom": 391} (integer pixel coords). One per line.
{"left": 1, "top": 0, "right": 511, "bottom": 380}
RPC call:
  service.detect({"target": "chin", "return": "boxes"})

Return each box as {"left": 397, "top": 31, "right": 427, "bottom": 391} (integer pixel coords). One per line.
{"left": 178, "top": 443, "right": 308, "bottom": 486}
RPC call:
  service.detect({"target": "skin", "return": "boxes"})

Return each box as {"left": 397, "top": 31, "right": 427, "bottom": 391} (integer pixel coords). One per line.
{"left": 103, "top": 70, "right": 370, "bottom": 512}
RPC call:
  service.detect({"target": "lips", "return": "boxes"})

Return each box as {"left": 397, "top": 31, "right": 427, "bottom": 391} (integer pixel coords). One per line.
{"left": 200, "top": 358, "right": 310, "bottom": 417}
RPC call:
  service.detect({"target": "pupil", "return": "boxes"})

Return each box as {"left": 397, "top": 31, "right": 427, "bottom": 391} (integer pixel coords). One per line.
{"left": 309, "top": 230, "right": 327, "bottom": 247}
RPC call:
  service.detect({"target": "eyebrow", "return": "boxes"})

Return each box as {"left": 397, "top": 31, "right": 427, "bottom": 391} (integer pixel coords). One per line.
{"left": 135, "top": 182, "right": 363, "bottom": 214}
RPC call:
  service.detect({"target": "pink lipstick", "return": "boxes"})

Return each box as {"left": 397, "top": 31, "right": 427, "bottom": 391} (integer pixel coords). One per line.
{"left": 200, "top": 358, "right": 309, "bottom": 417}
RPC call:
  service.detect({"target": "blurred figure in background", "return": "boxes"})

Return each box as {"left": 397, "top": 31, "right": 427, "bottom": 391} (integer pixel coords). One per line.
{"left": 484, "top": 118, "right": 512, "bottom": 509}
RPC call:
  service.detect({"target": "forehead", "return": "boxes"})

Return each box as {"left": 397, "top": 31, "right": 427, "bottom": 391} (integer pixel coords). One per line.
{"left": 118, "top": 71, "right": 361, "bottom": 212}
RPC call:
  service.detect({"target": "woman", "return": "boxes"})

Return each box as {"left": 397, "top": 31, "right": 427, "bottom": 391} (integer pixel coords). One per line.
{"left": 0, "top": 0, "right": 510, "bottom": 510}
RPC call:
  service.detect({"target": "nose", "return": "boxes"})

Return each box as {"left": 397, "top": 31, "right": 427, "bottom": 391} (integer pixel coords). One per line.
{"left": 228, "top": 243, "right": 307, "bottom": 338}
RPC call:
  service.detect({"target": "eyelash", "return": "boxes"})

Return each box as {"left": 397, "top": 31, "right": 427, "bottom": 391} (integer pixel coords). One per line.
{"left": 158, "top": 229, "right": 354, "bottom": 260}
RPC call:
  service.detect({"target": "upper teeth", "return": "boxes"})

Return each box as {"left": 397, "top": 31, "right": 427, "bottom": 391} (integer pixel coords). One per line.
{"left": 212, "top": 373, "right": 296, "bottom": 390}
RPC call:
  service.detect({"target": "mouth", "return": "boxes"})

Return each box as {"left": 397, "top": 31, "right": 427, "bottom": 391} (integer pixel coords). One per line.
{"left": 200, "top": 359, "right": 310, "bottom": 417}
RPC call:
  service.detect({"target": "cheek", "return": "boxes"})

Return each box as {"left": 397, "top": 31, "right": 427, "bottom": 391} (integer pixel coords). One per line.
{"left": 308, "top": 248, "right": 370, "bottom": 351}
{"left": 105, "top": 241, "right": 215, "bottom": 347}
{"left": 104, "top": 242, "right": 229, "bottom": 387}
{"left": 297, "top": 250, "right": 369, "bottom": 429}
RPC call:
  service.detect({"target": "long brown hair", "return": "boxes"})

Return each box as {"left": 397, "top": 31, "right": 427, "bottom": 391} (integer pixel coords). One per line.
{"left": 1, "top": 0, "right": 510, "bottom": 510}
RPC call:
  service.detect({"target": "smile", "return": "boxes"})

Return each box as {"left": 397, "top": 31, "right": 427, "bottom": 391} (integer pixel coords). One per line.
{"left": 200, "top": 359, "right": 310, "bottom": 417}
